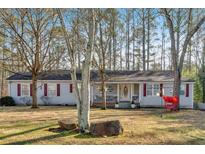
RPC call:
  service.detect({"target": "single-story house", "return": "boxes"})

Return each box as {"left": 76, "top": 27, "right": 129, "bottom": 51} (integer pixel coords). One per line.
{"left": 7, "top": 70, "right": 194, "bottom": 108}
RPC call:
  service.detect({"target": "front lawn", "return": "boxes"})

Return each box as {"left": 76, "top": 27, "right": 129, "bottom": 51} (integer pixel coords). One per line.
{"left": 0, "top": 106, "right": 205, "bottom": 144}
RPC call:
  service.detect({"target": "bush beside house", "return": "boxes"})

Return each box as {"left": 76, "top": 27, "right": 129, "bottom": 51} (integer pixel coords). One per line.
{"left": 0, "top": 96, "right": 16, "bottom": 106}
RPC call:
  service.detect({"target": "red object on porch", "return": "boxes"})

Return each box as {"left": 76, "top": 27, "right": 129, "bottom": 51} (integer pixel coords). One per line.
{"left": 162, "top": 96, "right": 179, "bottom": 111}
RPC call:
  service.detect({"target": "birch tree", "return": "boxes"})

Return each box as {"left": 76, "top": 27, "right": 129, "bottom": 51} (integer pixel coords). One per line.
{"left": 57, "top": 8, "right": 96, "bottom": 133}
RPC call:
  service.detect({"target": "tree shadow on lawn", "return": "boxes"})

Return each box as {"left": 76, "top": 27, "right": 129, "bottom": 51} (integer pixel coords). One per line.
{"left": 4, "top": 129, "right": 99, "bottom": 145}
{"left": 0, "top": 124, "right": 56, "bottom": 140}
{"left": 4, "top": 130, "right": 77, "bottom": 145}
{"left": 48, "top": 127, "right": 101, "bottom": 139}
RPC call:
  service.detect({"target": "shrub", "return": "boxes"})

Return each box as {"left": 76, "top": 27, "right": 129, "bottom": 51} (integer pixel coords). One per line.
{"left": 0, "top": 96, "right": 16, "bottom": 106}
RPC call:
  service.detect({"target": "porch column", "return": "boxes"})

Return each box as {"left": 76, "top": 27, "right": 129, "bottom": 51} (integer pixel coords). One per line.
{"left": 130, "top": 84, "right": 133, "bottom": 102}
{"left": 139, "top": 83, "right": 141, "bottom": 102}
{"left": 117, "top": 83, "right": 120, "bottom": 102}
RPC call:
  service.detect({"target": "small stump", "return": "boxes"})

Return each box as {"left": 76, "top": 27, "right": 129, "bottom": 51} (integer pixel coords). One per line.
{"left": 58, "top": 119, "right": 77, "bottom": 130}
{"left": 90, "top": 120, "right": 123, "bottom": 137}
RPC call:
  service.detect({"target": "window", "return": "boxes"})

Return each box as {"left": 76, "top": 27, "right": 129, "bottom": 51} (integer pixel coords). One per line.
{"left": 180, "top": 85, "right": 185, "bottom": 96}
{"left": 48, "top": 84, "right": 56, "bottom": 96}
{"left": 153, "top": 84, "right": 160, "bottom": 96}
{"left": 22, "top": 84, "right": 29, "bottom": 96}
{"left": 146, "top": 83, "right": 160, "bottom": 96}
{"left": 167, "top": 85, "right": 186, "bottom": 96}
{"left": 147, "top": 84, "right": 152, "bottom": 96}
{"left": 167, "top": 85, "right": 173, "bottom": 95}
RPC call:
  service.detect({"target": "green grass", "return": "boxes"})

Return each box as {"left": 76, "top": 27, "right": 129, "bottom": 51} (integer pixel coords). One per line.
{"left": 1, "top": 106, "right": 205, "bottom": 144}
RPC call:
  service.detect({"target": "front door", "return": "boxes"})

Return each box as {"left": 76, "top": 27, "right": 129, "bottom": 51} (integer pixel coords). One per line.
{"left": 120, "top": 84, "right": 130, "bottom": 101}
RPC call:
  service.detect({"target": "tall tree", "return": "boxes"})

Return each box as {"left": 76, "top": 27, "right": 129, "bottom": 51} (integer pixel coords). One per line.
{"left": 162, "top": 8, "right": 205, "bottom": 108}
{"left": 92, "top": 9, "right": 110, "bottom": 109}
{"left": 57, "top": 8, "right": 96, "bottom": 133}
{"left": 126, "top": 9, "right": 131, "bottom": 70}
{"left": 147, "top": 8, "right": 150, "bottom": 70}
{"left": 0, "top": 9, "right": 59, "bottom": 108}
{"left": 142, "top": 8, "right": 146, "bottom": 71}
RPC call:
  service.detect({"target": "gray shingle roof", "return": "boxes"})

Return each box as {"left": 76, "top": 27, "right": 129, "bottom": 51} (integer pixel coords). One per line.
{"left": 6, "top": 70, "right": 194, "bottom": 82}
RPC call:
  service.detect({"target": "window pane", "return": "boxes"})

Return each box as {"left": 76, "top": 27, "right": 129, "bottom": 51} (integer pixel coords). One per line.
{"left": 147, "top": 84, "right": 152, "bottom": 96}
{"left": 22, "top": 84, "right": 29, "bottom": 96}
{"left": 153, "top": 84, "right": 159, "bottom": 96}
{"left": 48, "top": 84, "right": 56, "bottom": 96}
{"left": 180, "top": 85, "right": 185, "bottom": 95}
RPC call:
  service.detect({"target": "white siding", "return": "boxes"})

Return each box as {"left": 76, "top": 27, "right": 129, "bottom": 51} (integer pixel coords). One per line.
{"left": 9, "top": 81, "right": 77, "bottom": 106}
{"left": 140, "top": 82, "right": 194, "bottom": 109}
{"left": 8, "top": 80, "right": 194, "bottom": 109}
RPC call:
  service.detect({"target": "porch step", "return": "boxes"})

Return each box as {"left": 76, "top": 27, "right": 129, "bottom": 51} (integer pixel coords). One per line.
{"left": 118, "top": 101, "right": 131, "bottom": 108}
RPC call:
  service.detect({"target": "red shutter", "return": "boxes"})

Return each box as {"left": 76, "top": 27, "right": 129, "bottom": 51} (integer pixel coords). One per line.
{"left": 186, "top": 84, "right": 189, "bottom": 97}
{"left": 57, "top": 84, "right": 60, "bottom": 96}
{"left": 143, "top": 83, "right": 146, "bottom": 97}
{"left": 17, "top": 84, "right": 21, "bottom": 96}
{"left": 44, "top": 84, "right": 47, "bottom": 96}
{"left": 30, "top": 84, "right": 32, "bottom": 96}
{"left": 70, "top": 84, "right": 73, "bottom": 93}
{"left": 160, "top": 84, "right": 163, "bottom": 97}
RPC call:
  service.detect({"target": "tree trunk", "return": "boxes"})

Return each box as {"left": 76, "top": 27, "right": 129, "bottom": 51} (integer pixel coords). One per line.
{"left": 80, "top": 61, "right": 91, "bottom": 132}
{"left": 31, "top": 73, "right": 38, "bottom": 108}
{"left": 161, "top": 24, "right": 165, "bottom": 70}
{"left": 126, "top": 9, "right": 130, "bottom": 70}
{"left": 100, "top": 69, "right": 106, "bottom": 110}
{"left": 0, "top": 47, "right": 5, "bottom": 98}
{"left": 120, "top": 44, "right": 122, "bottom": 70}
{"left": 98, "top": 19, "right": 106, "bottom": 110}
{"left": 78, "top": 9, "right": 95, "bottom": 133}
{"left": 108, "top": 39, "right": 112, "bottom": 70}
{"left": 132, "top": 9, "right": 135, "bottom": 70}
{"left": 173, "top": 69, "right": 181, "bottom": 96}
{"left": 147, "top": 9, "right": 150, "bottom": 70}
{"left": 176, "top": 9, "right": 180, "bottom": 56}
{"left": 112, "top": 12, "right": 116, "bottom": 71}
{"left": 142, "top": 9, "right": 146, "bottom": 71}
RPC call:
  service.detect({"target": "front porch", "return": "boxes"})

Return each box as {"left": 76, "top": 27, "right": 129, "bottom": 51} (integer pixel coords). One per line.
{"left": 91, "top": 83, "right": 141, "bottom": 108}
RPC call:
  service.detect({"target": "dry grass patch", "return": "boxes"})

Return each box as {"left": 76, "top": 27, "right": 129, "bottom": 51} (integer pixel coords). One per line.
{"left": 0, "top": 106, "right": 205, "bottom": 144}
